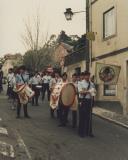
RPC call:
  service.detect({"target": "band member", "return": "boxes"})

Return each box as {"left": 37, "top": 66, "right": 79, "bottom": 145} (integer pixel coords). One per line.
{"left": 49, "top": 71, "right": 62, "bottom": 118}
{"left": 15, "top": 65, "right": 30, "bottom": 118}
{"left": 70, "top": 73, "right": 78, "bottom": 128}
{"left": 7, "top": 68, "right": 18, "bottom": 110}
{"left": 29, "top": 72, "right": 41, "bottom": 106}
{"left": 90, "top": 75, "right": 96, "bottom": 107}
{"left": 7, "top": 68, "right": 14, "bottom": 99}
{"left": 41, "top": 71, "right": 51, "bottom": 101}
{"left": 78, "top": 71, "right": 96, "bottom": 138}
{"left": 58, "top": 72, "right": 69, "bottom": 127}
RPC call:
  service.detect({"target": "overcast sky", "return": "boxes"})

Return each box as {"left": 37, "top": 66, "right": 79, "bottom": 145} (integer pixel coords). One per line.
{"left": 0, "top": 0, "right": 86, "bottom": 56}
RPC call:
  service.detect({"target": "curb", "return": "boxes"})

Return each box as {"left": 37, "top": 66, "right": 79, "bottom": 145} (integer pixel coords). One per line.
{"left": 93, "top": 112, "right": 128, "bottom": 130}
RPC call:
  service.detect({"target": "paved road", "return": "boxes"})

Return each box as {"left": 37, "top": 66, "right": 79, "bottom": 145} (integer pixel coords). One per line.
{"left": 0, "top": 92, "right": 128, "bottom": 160}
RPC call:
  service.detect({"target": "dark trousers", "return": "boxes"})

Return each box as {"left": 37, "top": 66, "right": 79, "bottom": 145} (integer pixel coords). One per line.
{"left": 72, "top": 110, "right": 77, "bottom": 128}
{"left": 42, "top": 83, "right": 50, "bottom": 101}
{"left": 78, "top": 99, "right": 92, "bottom": 137}
{"left": 50, "top": 108, "right": 55, "bottom": 118}
{"left": 17, "top": 97, "right": 29, "bottom": 117}
{"left": 32, "top": 85, "right": 40, "bottom": 105}
{"left": 50, "top": 108, "right": 60, "bottom": 118}
{"left": 0, "top": 80, "right": 3, "bottom": 93}
{"left": 59, "top": 104, "right": 69, "bottom": 126}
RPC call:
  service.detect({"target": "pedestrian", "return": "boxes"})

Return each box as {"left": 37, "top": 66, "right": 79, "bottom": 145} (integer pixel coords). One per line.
{"left": 15, "top": 65, "right": 31, "bottom": 119}
{"left": 41, "top": 71, "right": 51, "bottom": 101}
{"left": 78, "top": 71, "right": 96, "bottom": 138}
{"left": 70, "top": 73, "right": 78, "bottom": 128}
{"left": 29, "top": 72, "right": 41, "bottom": 106}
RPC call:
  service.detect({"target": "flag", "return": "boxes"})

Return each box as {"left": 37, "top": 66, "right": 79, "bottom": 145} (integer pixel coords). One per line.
{"left": 95, "top": 62, "right": 121, "bottom": 84}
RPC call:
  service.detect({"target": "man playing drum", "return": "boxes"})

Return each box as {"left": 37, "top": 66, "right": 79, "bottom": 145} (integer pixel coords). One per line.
{"left": 29, "top": 72, "right": 41, "bottom": 106}
{"left": 15, "top": 65, "right": 31, "bottom": 119}
{"left": 58, "top": 72, "right": 69, "bottom": 127}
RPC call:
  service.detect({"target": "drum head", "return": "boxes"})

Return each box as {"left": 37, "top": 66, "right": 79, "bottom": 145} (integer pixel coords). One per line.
{"left": 60, "top": 83, "right": 76, "bottom": 107}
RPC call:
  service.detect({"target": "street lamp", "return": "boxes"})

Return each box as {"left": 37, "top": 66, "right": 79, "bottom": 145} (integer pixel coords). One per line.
{"left": 64, "top": 7, "right": 90, "bottom": 71}
{"left": 64, "top": 8, "right": 74, "bottom": 21}
{"left": 64, "top": 8, "right": 86, "bottom": 21}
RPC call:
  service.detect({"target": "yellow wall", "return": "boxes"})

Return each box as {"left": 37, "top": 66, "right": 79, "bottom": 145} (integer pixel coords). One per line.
{"left": 91, "top": 0, "right": 128, "bottom": 58}
{"left": 64, "top": 60, "right": 86, "bottom": 80}
{"left": 91, "top": 0, "right": 128, "bottom": 114}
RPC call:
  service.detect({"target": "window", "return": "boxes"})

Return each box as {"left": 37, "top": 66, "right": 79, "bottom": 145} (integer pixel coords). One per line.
{"left": 103, "top": 7, "right": 116, "bottom": 39}
{"left": 104, "top": 85, "right": 117, "bottom": 96}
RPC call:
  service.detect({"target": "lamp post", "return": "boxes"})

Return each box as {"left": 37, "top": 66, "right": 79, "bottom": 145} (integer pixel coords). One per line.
{"left": 64, "top": 8, "right": 86, "bottom": 21}
{"left": 64, "top": 4, "right": 90, "bottom": 71}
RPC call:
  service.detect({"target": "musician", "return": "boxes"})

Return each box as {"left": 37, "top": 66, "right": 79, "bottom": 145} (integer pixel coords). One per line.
{"left": 29, "top": 72, "right": 41, "bottom": 106}
{"left": 70, "top": 73, "right": 78, "bottom": 128}
{"left": 41, "top": 71, "right": 51, "bottom": 101}
{"left": 7, "top": 68, "right": 14, "bottom": 99}
{"left": 15, "top": 65, "right": 30, "bottom": 118}
{"left": 78, "top": 71, "right": 95, "bottom": 138}
{"left": 58, "top": 72, "right": 69, "bottom": 127}
{"left": 49, "top": 71, "right": 62, "bottom": 118}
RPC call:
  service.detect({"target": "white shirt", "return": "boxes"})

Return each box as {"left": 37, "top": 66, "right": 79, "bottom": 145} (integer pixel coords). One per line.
{"left": 78, "top": 80, "right": 94, "bottom": 99}
{"left": 7, "top": 73, "right": 14, "bottom": 87}
{"left": 42, "top": 75, "right": 51, "bottom": 84}
{"left": 29, "top": 76, "right": 40, "bottom": 85}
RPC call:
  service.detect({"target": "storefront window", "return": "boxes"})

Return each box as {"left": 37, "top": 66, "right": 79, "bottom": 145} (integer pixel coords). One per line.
{"left": 104, "top": 85, "right": 116, "bottom": 96}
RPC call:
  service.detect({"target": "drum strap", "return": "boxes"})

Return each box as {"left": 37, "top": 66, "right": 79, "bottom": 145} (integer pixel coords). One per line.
{"left": 21, "top": 75, "right": 26, "bottom": 84}
{"left": 83, "top": 81, "right": 91, "bottom": 98}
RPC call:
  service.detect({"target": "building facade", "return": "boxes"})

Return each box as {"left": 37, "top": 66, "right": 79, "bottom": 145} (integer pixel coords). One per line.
{"left": 2, "top": 53, "right": 23, "bottom": 76}
{"left": 64, "top": 47, "right": 86, "bottom": 79}
{"left": 90, "top": 0, "right": 128, "bottom": 114}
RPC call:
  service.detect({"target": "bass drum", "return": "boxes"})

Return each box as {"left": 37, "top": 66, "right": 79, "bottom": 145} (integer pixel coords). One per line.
{"left": 60, "top": 83, "right": 76, "bottom": 107}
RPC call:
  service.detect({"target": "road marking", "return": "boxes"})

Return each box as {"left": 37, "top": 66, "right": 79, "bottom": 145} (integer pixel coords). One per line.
{"left": 15, "top": 130, "right": 32, "bottom": 160}
{"left": 0, "top": 127, "right": 8, "bottom": 135}
{"left": 0, "top": 141, "right": 15, "bottom": 158}
{"left": 0, "top": 118, "right": 2, "bottom": 121}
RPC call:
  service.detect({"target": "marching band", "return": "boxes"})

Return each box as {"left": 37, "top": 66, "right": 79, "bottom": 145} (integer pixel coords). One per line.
{"left": 6, "top": 65, "right": 96, "bottom": 138}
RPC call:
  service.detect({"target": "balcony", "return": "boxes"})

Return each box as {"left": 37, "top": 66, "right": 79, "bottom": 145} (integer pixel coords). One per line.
{"left": 64, "top": 47, "right": 88, "bottom": 66}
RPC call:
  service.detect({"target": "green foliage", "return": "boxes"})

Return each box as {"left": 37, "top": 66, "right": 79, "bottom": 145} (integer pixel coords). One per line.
{"left": 57, "top": 31, "right": 86, "bottom": 52}
{"left": 23, "top": 35, "right": 57, "bottom": 72}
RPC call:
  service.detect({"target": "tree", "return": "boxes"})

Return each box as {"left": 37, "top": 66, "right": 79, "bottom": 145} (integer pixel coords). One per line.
{"left": 22, "top": 11, "right": 58, "bottom": 72}
{"left": 23, "top": 35, "right": 57, "bottom": 72}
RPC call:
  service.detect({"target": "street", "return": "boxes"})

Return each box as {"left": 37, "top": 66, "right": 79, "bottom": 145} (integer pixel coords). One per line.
{"left": 0, "top": 91, "right": 128, "bottom": 160}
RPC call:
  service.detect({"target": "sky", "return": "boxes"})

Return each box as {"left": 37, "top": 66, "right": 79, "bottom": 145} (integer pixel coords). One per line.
{"left": 0, "top": 0, "right": 86, "bottom": 56}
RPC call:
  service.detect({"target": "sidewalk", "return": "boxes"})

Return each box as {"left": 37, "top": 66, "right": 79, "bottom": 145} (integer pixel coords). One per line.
{"left": 93, "top": 106, "right": 128, "bottom": 129}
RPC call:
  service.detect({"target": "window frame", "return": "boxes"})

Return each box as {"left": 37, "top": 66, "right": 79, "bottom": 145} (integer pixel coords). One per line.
{"left": 103, "top": 7, "right": 116, "bottom": 40}
{"left": 103, "top": 84, "right": 117, "bottom": 96}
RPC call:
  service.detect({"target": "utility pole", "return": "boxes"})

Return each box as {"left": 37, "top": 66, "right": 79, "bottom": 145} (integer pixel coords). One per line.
{"left": 86, "top": 0, "right": 90, "bottom": 71}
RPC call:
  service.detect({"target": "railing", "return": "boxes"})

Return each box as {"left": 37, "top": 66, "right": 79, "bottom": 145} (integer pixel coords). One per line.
{"left": 64, "top": 47, "right": 87, "bottom": 66}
